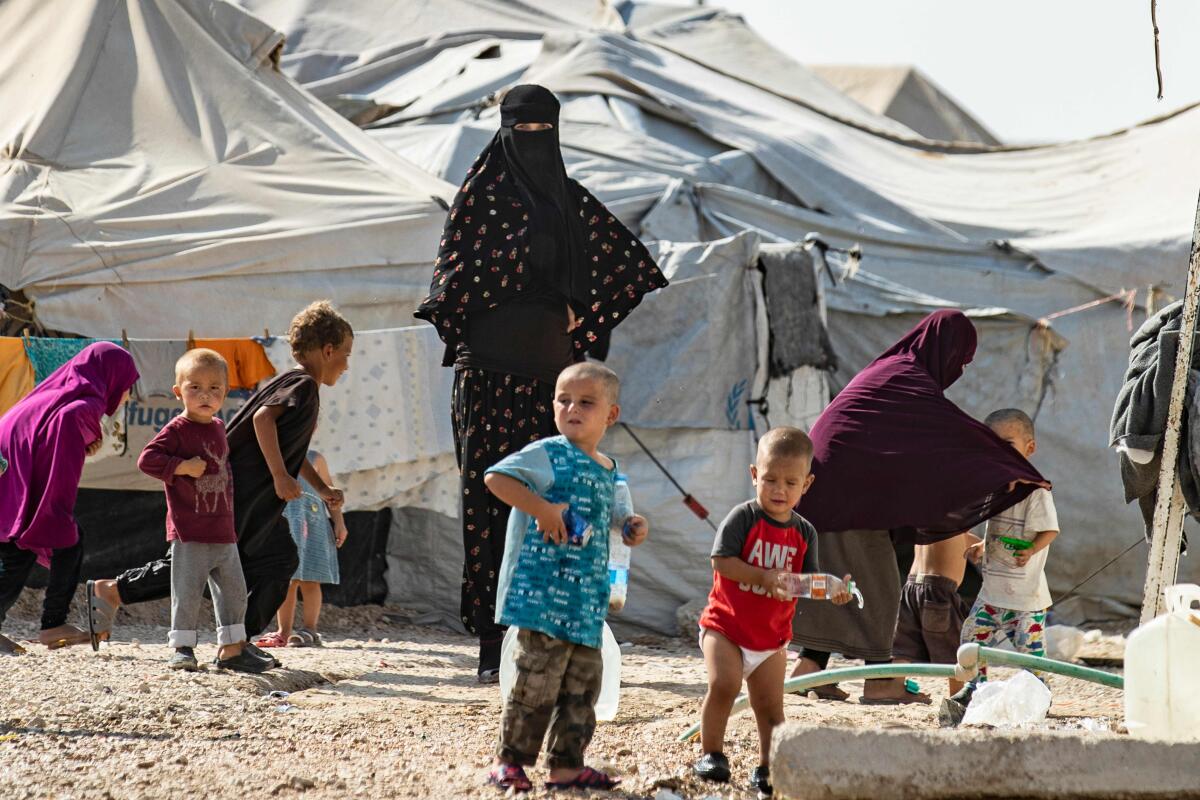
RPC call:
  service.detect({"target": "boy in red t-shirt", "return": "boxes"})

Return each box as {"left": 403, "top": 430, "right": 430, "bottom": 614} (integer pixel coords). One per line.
{"left": 695, "top": 427, "right": 852, "bottom": 796}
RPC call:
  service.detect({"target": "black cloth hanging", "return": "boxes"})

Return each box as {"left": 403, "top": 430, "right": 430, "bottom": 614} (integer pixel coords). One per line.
{"left": 415, "top": 84, "right": 667, "bottom": 365}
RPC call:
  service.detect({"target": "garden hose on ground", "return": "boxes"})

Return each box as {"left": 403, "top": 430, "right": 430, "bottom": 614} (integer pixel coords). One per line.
{"left": 677, "top": 646, "right": 1123, "bottom": 742}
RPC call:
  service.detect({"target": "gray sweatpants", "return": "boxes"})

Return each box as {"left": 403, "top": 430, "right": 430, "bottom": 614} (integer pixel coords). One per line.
{"left": 169, "top": 541, "right": 247, "bottom": 648}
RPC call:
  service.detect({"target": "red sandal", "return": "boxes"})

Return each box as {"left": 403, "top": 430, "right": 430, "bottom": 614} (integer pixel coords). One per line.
{"left": 254, "top": 631, "right": 288, "bottom": 648}
{"left": 546, "top": 767, "right": 621, "bottom": 791}
{"left": 487, "top": 763, "right": 532, "bottom": 793}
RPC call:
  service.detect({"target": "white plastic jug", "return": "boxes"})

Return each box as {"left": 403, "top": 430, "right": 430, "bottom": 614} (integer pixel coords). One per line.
{"left": 1124, "top": 583, "right": 1200, "bottom": 741}
{"left": 499, "top": 623, "right": 622, "bottom": 721}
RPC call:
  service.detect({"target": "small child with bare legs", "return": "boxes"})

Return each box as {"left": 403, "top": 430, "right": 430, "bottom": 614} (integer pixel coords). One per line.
{"left": 694, "top": 428, "right": 851, "bottom": 797}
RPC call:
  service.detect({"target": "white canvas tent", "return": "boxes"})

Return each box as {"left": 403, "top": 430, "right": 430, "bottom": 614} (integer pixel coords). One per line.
{"left": 0, "top": 0, "right": 455, "bottom": 338}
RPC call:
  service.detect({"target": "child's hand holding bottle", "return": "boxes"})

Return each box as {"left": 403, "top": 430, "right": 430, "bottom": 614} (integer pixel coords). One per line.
{"left": 622, "top": 514, "right": 649, "bottom": 546}
{"left": 830, "top": 573, "right": 854, "bottom": 605}
{"left": 536, "top": 502, "right": 570, "bottom": 544}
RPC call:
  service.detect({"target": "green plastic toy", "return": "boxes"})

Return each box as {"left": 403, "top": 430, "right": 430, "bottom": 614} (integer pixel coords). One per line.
{"left": 997, "top": 536, "right": 1033, "bottom": 551}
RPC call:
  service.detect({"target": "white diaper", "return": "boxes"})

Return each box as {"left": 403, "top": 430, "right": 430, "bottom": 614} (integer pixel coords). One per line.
{"left": 698, "top": 627, "right": 783, "bottom": 678}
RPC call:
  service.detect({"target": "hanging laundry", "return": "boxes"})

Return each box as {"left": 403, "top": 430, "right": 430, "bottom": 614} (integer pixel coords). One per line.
{"left": 261, "top": 327, "right": 454, "bottom": 475}
{"left": 760, "top": 247, "right": 838, "bottom": 375}
{"left": 127, "top": 339, "right": 189, "bottom": 398}
{"left": 192, "top": 339, "right": 275, "bottom": 390}
{"left": 23, "top": 337, "right": 120, "bottom": 385}
{"left": 0, "top": 338, "right": 35, "bottom": 416}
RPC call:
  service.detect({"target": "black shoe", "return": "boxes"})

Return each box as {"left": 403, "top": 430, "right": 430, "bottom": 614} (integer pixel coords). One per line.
{"left": 243, "top": 642, "right": 280, "bottom": 669}
{"left": 749, "top": 765, "right": 773, "bottom": 797}
{"left": 950, "top": 683, "right": 975, "bottom": 706}
{"left": 693, "top": 752, "right": 731, "bottom": 783}
{"left": 478, "top": 636, "right": 501, "bottom": 683}
{"left": 169, "top": 647, "right": 198, "bottom": 672}
{"left": 214, "top": 649, "right": 270, "bottom": 674}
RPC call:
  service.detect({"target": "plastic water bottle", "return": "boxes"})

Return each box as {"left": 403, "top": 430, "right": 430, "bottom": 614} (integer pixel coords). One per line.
{"left": 779, "top": 572, "right": 864, "bottom": 608}
{"left": 1125, "top": 584, "right": 1200, "bottom": 741}
{"left": 608, "top": 474, "right": 634, "bottom": 613}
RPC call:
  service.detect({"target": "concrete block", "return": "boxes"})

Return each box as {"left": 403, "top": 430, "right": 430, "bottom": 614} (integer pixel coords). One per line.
{"left": 771, "top": 723, "right": 1200, "bottom": 799}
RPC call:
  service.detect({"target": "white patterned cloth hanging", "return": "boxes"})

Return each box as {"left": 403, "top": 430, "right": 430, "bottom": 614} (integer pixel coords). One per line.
{"left": 261, "top": 326, "right": 455, "bottom": 475}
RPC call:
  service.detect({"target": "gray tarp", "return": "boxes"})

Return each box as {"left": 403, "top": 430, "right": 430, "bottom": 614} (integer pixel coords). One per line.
{"left": 8, "top": 0, "right": 1196, "bottom": 622}
{"left": 0, "top": 0, "right": 454, "bottom": 337}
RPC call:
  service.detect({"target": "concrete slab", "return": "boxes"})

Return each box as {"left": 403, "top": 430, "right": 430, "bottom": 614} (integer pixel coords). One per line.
{"left": 771, "top": 724, "right": 1200, "bottom": 799}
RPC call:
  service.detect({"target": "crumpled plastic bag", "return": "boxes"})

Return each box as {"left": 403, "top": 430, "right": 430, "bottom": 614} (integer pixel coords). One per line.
{"left": 962, "top": 669, "right": 1051, "bottom": 728}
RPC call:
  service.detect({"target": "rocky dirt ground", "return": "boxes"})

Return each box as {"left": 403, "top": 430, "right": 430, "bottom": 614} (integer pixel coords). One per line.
{"left": 0, "top": 589, "right": 1127, "bottom": 800}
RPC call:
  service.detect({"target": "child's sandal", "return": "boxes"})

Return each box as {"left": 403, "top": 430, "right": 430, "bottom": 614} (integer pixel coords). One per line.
{"left": 255, "top": 631, "right": 288, "bottom": 648}
{"left": 546, "top": 767, "right": 621, "bottom": 791}
{"left": 287, "top": 629, "right": 314, "bottom": 648}
{"left": 487, "top": 763, "right": 532, "bottom": 793}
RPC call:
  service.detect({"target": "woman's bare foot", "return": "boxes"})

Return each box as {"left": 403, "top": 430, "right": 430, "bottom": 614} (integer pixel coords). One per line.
{"left": 38, "top": 624, "right": 90, "bottom": 648}
{"left": 861, "top": 676, "right": 931, "bottom": 704}
{"left": 788, "top": 656, "right": 850, "bottom": 700}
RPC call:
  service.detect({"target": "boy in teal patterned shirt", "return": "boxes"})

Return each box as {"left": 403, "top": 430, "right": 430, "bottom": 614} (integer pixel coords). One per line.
{"left": 483, "top": 362, "right": 648, "bottom": 793}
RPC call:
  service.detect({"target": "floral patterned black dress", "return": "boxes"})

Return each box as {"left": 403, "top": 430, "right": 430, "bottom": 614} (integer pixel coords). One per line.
{"left": 416, "top": 88, "right": 666, "bottom": 668}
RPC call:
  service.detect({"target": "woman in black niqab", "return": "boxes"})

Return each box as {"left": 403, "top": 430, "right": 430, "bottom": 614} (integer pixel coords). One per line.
{"left": 416, "top": 85, "right": 666, "bottom": 681}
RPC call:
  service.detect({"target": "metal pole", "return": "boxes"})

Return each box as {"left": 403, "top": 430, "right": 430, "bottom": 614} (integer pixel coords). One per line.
{"left": 1141, "top": 189, "right": 1200, "bottom": 622}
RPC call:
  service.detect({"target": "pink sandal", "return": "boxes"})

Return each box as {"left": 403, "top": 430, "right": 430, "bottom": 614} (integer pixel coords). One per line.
{"left": 255, "top": 631, "right": 288, "bottom": 648}
{"left": 546, "top": 767, "right": 621, "bottom": 791}
{"left": 487, "top": 763, "right": 532, "bottom": 793}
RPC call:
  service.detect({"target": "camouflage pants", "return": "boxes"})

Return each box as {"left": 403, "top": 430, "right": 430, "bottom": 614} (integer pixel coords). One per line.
{"left": 497, "top": 629, "right": 603, "bottom": 769}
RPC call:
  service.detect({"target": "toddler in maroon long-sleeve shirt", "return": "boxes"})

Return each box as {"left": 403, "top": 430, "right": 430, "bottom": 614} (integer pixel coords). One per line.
{"left": 138, "top": 349, "right": 264, "bottom": 674}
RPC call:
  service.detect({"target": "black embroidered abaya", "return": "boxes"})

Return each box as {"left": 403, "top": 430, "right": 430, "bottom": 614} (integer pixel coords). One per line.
{"left": 415, "top": 85, "right": 666, "bottom": 676}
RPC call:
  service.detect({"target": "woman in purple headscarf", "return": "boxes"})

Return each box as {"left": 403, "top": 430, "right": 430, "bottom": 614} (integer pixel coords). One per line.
{"left": 0, "top": 342, "right": 139, "bottom": 648}
{"left": 790, "top": 310, "right": 1047, "bottom": 702}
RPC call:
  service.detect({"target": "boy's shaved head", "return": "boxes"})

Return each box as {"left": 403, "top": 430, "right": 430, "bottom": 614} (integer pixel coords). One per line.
{"left": 557, "top": 362, "right": 621, "bottom": 403}
{"left": 985, "top": 408, "right": 1035, "bottom": 438}
{"left": 757, "top": 426, "right": 813, "bottom": 465}
{"left": 175, "top": 348, "right": 228, "bottom": 384}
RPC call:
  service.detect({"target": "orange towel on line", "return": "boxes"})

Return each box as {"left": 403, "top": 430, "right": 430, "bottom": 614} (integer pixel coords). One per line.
{"left": 0, "top": 337, "right": 36, "bottom": 417}
{"left": 191, "top": 339, "right": 276, "bottom": 390}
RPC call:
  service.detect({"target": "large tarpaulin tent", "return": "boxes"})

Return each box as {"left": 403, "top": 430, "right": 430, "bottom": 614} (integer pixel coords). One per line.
{"left": 0, "top": 0, "right": 454, "bottom": 338}
{"left": 233, "top": 0, "right": 1200, "bottom": 626}
{"left": 5, "top": 0, "right": 1198, "bottom": 633}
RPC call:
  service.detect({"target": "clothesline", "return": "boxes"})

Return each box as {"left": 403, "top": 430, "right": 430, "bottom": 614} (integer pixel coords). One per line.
{"left": 1036, "top": 288, "right": 1139, "bottom": 332}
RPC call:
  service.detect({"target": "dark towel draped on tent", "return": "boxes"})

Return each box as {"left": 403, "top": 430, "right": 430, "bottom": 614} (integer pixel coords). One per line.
{"left": 413, "top": 85, "right": 666, "bottom": 663}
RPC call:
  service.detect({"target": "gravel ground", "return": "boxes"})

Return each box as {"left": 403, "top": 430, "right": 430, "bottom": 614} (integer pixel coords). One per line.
{"left": 0, "top": 589, "right": 1128, "bottom": 800}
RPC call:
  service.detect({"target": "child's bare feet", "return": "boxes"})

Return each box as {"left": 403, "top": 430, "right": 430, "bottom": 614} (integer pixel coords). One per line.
{"left": 38, "top": 624, "right": 90, "bottom": 648}
{"left": 86, "top": 579, "right": 122, "bottom": 648}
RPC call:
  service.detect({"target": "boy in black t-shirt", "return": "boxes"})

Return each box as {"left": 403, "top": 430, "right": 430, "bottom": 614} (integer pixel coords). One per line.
{"left": 87, "top": 302, "right": 354, "bottom": 663}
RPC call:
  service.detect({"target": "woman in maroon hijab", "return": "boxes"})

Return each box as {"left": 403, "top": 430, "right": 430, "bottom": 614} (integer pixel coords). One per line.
{"left": 791, "top": 310, "right": 1047, "bottom": 702}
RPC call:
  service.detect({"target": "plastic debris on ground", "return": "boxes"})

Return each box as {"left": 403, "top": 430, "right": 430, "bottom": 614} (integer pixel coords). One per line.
{"left": 961, "top": 670, "right": 1051, "bottom": 728}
